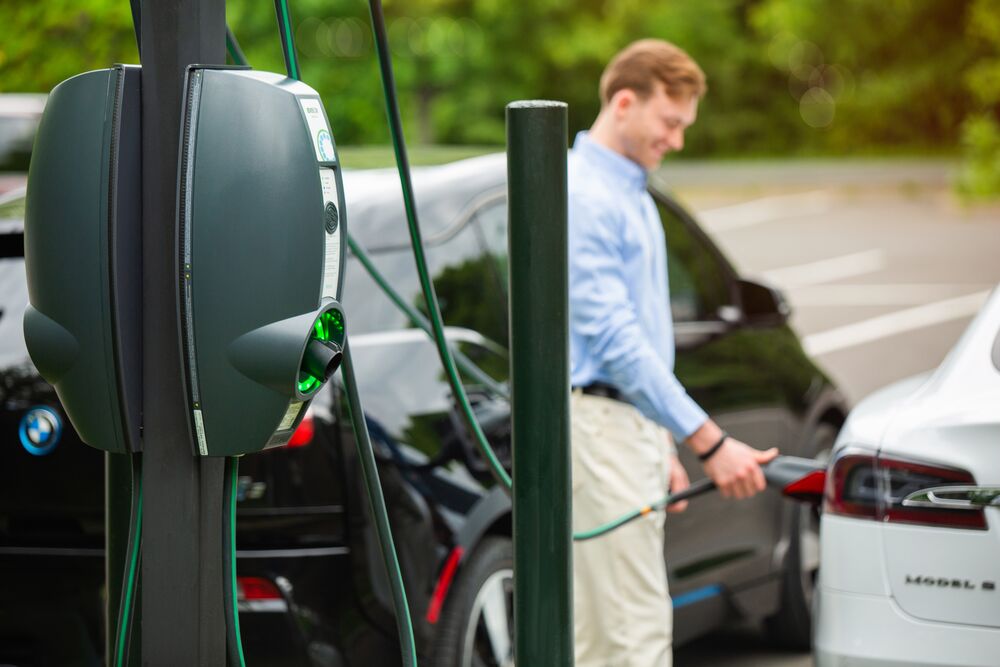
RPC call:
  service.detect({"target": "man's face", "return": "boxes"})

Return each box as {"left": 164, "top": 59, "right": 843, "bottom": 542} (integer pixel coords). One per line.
{"left": 616, "top": 84, "right": 698, "bottom": 170}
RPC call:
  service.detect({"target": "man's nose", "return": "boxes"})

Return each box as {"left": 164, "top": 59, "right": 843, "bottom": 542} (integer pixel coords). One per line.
{"left": 669, "top": 129, "right": 684, "bottom": 151}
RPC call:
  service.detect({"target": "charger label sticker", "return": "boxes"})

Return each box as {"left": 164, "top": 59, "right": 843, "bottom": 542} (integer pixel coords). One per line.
{"left": 278, "top": 400, "right": 304, "bottom": 432}
{"left": 299, "top": 97, "right": 336, "bottom": 163}
{"left": 193, "top": 409, "right": 208, "bottom": 456}
{"left": 320, "top": 168, "right": 342, "bottom": 299}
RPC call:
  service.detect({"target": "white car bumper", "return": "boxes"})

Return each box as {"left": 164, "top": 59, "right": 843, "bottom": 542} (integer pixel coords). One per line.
{"left": 815, "top": 586, "right": 1000, "bottom": 667}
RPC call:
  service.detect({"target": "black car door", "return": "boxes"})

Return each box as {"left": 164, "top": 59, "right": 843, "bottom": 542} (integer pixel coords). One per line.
{"left": 653, "top": 192, "right": 784, "bottom": 604}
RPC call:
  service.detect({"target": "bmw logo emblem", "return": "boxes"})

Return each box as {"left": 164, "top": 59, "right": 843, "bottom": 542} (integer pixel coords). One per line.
{"left": 19, "top": 406, "right": 63, "bottom": 456}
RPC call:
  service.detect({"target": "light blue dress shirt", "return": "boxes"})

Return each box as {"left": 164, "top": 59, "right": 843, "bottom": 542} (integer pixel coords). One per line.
{"left": 568, "top": 131, "right": 708, "bottom": 440}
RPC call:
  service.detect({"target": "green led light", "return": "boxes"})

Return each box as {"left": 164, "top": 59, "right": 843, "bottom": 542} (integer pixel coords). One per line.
{"left": 298, "top": 375, "right": 319, "bottom": 394}
{"left": 297, "top": 309, "right": 344, "bottom": 395}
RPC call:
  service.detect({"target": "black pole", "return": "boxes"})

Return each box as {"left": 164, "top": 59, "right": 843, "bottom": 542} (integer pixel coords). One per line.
{"left": 507, "top": 100, "right": 573, "bottom": 666}
{"left": 138, "top": 1, "right": 227, "bottom": 664}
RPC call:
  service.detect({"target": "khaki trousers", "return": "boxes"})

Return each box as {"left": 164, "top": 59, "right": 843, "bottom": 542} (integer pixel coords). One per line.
{"left": 572, "top": 391, "right": 674, "bottom": 667}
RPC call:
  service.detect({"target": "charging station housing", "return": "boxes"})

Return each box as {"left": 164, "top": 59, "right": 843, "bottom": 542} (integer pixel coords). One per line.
{"left": 22, "top": 65, "right": 142, "bottom": 454}
{"left": 178, "top": 68, "right": 347, "bottom": 456}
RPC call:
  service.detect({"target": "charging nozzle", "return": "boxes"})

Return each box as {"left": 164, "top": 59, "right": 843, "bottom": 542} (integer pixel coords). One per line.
{"left": 302, "top": 338, "right": 343, "bottom": 384}
{"left": 666, "top": 456, "right": 828, "bottom": 506}
{"left": 574, "top": 455, "right": 828, "bottom": 542}
{"left": 296, "top": 307, "right": 346, "bottom": 396}
{"left": 764, "top": 456, "right": 827, "bottom": 504}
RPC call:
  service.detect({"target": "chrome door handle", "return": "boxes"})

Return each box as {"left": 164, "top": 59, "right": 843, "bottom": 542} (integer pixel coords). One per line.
{"left": 903, "top": 486, "right": 1000, "bottom": 510}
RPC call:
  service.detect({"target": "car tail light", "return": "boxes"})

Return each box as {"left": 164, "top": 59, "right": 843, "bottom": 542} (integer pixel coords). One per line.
{"left": 286, "top": 412, "right": 314, "bottom": 448}
{"left": 237, "top": 576, "right": 283, "bottom": 602}
{"left": 824, "top": 453, "right": 879, "bottom": 519}
{"left": 878, "top": 456, "right": 986, "bottom": 530}
{"left": 236, "top": 576, "right": 289, "bottom": 613}
{"left": 824, "top": 450, "right": 986, "bottom": 530}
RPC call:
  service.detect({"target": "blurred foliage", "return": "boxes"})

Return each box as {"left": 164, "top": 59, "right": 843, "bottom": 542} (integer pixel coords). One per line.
{"left": 957, "top": 0, "right": 1000, "bottom": 199}
{"left": 1, "top": 0, "right": 998, "bottom": 193}
{"left": 0, "top": 2, "right": 137, "bottom": 90}
{"left": 957, "top": 114, "right": 1000, "bottom": 198}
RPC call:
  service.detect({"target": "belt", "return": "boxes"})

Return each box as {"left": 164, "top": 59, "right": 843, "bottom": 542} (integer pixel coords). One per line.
{"left": 574, "top": 382, "right": 622, "bottom": 401}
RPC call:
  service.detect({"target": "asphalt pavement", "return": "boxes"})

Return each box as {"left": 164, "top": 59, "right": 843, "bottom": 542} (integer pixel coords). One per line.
{"left": 662, "top": 159, "right": 1000, "bottom": 666}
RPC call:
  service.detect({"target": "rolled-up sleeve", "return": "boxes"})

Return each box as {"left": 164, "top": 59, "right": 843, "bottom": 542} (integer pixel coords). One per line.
{"left": 569, "top": 194, "right": 708, "bottom": 441}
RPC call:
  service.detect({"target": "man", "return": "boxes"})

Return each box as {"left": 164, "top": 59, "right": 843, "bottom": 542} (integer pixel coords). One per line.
{"left": 569, "top": 39, "right": 779, "bottom": 666}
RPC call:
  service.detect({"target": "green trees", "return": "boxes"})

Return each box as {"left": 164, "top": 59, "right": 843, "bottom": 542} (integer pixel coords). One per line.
{"left": 957, "top": 0, "right": 1000, "bottom": 198}
{"left": 2, "top": 0, "right": 996, "bottom": 193}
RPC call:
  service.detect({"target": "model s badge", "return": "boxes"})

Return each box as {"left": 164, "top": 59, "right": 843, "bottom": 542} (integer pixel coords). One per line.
{"left": 905, "top": 575, "right": 996, "bottom": 592}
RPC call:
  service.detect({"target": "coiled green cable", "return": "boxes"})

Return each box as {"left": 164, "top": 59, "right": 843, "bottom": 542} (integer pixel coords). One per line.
{"left": 365, "top": 0, "right": 512, "bottom": 491}
{"left": 342, "top": 342, "right": 418, "bottom": 667}
{"left": 269, "top": 5, "right": 418, "bottom": 665}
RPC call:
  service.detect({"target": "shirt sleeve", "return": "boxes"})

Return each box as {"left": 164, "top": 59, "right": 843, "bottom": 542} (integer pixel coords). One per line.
{"left": 569, "top": 193, "right": 708, "bottom": 441}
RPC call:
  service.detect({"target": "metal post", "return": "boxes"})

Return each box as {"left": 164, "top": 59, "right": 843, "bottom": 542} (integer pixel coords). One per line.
{"left": 139, "top": 1, "right": 227, "bottom": 663}
{"left": 507, "top": 100, "right": 573, "bottom": 666}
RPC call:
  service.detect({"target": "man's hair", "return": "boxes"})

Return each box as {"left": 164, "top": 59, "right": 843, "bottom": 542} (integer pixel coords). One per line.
{"left": 599, "top": 39, "right": 707, "bottom": 106}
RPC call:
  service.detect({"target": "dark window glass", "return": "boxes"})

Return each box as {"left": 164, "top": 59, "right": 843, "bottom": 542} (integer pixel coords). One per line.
{"left": 657, "top": 200, "right": 731, "bottom": 322}
{"left": 342, "top": 248, "right": 420, "bottom": 335}
{"left": 473, "top": 199, "right": 509, "bottom": 290}
{"left": 425, "top": 215, "right": 509, "bottom": 351}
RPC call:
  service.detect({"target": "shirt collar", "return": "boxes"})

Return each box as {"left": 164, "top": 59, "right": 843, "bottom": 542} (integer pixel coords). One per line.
{"left": 572, "top": 131, "right": 648, "bottom": 191}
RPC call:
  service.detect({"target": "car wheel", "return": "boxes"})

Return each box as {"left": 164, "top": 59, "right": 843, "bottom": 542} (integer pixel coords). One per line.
{"left": 431, "top": 536, "right": 514, "bottom": 667}
{"left": 765, "top": 422, "right": 836, "bottom": 650}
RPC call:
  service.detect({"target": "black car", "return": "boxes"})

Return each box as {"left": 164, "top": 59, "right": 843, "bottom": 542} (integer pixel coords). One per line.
{"left": 0, "top": 153, "right": 847, "bottom": 666}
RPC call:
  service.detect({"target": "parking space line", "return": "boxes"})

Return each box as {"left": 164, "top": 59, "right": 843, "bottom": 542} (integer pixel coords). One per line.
{"left": 789, "top": 283, "right": 992, "bottom": 307}
{"left": 699, "top": 189, "right": 833, "bottom": 233}
{"left": 759, "top": 249, "right": 886, "bottom": 290}
{"left": 803, "top": 290, "right": 991, "bottom": 356}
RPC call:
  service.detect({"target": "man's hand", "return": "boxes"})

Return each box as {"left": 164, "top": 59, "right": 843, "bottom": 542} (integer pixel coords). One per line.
{"left": 666, "top": 453, "right": 690, "bottom": 513}
{"left": 702, "top": 437, "right": 778, "bottom": 499}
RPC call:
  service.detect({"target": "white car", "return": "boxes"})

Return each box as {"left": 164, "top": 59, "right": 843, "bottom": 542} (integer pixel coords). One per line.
{"left": 815, "top": 287, "right": 1000, "bottom": 666}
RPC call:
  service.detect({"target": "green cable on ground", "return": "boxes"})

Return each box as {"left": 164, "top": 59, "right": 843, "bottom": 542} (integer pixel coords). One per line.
{"left": 342, "top": 341, "right": 418, "bottom": 667}
{"left": 114, "top": 456, "right": 142, "bottom": 667}
{"left": 365, "top": 0, "right": 513, "bottom": 492}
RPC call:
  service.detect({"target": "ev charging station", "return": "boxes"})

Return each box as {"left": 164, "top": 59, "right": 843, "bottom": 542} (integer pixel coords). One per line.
{"left": 24, "top": 65, "right": 348, "bottom": 458}
{"left": 177, "top": 67, "right": 346, "bottom": 456}
{"left": 22, "top": 2, "right": 353, "bottom": 663}
{"left": 23, "top": 65, "right": 142, "bottom": 456}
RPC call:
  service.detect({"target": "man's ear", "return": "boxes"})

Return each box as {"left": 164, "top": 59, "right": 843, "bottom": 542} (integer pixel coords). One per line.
{"left": 610, "top": 88, "right": 636, "bottom": 117}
